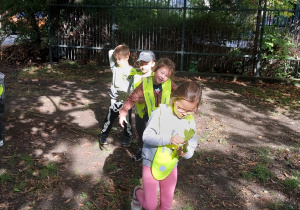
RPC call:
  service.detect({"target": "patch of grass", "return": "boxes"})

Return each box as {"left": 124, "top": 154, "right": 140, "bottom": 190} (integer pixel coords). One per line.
{"left": 0, "top": 172, "right": 13, "bottom": 185}
{"left": 174, "top": 188, "right": 182, "bottom": 198}
{"left": 241, "top": 171, "right": 254, "bottom": 180}
{"left": 254, "top": 147, "right": 270, "bottom": 156}
{"left": 129, "top": 178, "right": 142, "bottom": 187}
{"left": 17, "top": 61, "right": 109, "bottom": 82}
{"left": 1, "top": 151, "right": 60, "bottom": 194}
{"left": 6, "top": 152, "right": 18, "bottom": 166}
{"left": 205, "top": 157, "right": 214, "bottom": 163}
{"left": 242, "top": 163, "right": 273, "bottom": 182}
{"left": 82, "top": 201, "right": 94, "bottom": 210}
{"left": 104, "top": 190, "right": 121, "bottom": 209}
{"left": 254, "top": 147, "right": 272, "bottom": 165}
{"left": 80, "top": 192, "right": 88, "bottom": 199}
{"left": 183, "top": 202, "right": 194, "bottom": 210}
{"left": 21, "top": 154, "right": 33, "bottom": 165}
{"left": 295, "top": 141, "right": 300, "bottom": 149}
{"left": 19, "top": 66, "right": 60, "bottom": 80}
{"left": 291, "top": 169, "right": 300, "bottom": 178}
{"left": 253, "top": 163, "right": 273, "bottom": 182}
{"left": 267, "top": 201, "right": 295, "bottom": 210}
{"left": 39, "top": 163, "right": 58, "bottom": 179}
{"left": 103, "top": 163, "right": 119, "bottom": 173}
{"left": 282, "top": 178, "right": 300, "bottom": 190}
{"left": 278, "top": 146, "right": 291, "bottom": 154}
{"left": 19, "top": 181, "right": 29, "bottom": 190}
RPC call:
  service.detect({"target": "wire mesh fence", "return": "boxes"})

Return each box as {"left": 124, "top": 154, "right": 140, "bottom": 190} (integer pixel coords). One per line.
{"left": 49, "top": 1, "right": 300, "bottom": 77}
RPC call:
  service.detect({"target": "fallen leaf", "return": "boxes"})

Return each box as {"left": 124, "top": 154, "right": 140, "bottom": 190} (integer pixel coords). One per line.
{"left": 247, "top": 161, "right": 258, "bottom": 165}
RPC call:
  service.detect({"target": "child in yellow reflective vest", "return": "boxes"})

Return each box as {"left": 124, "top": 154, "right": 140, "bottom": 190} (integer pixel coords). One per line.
{"left": 119, "top": 58, "right": 177, "bottom": 160}
{"left": 131, "top": 81, "right": 203, "bottom": 210}
{"left": 130, "top": 50, "right": 156, "bottom": 161}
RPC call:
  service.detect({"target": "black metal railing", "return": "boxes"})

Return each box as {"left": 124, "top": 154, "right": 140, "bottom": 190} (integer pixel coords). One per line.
{"left": 49, "top": 0, "right": 300, "bottom": 77}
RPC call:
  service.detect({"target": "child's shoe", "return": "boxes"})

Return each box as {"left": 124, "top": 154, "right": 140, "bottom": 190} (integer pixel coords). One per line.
{"left": 122, "top": 136, "right": 131, "bottom": 147}
{"left": 132, "top": 148, "right": 143, "bottom": 161}
{"left": 131, "top": 186, "right": 142, "bottom": 210}
{"left": 100, "top": 134, "right": 108, "bottom": 145}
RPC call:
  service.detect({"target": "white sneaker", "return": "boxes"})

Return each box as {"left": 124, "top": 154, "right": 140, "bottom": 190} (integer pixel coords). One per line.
{"left": 131, "top": 186, "right": 142, "bottom": 210}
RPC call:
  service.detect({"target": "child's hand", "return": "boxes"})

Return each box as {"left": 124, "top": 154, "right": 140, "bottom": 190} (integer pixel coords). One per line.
{"left": 170, "top": 134, "right": 185, "bottom": 145}
{"left": 176, "top": 146, "right": 187, "bottom": 157}
{"left": 119, "top": 115, "right": 128, "bottom": 128}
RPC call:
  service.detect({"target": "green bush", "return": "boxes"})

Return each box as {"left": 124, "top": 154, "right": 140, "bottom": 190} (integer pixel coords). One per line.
{"left": 261, "top": 26, "right": 296, "bottom": 78}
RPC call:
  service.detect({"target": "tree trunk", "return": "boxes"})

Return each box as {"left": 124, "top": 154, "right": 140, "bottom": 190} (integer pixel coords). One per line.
{"left": 29, "top": 12, "right": 41, "bottom": 44}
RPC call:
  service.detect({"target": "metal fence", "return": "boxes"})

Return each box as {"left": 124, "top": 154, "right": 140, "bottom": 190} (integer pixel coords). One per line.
{"left": 49, "top": 0, "right": 300, "bottom": 77}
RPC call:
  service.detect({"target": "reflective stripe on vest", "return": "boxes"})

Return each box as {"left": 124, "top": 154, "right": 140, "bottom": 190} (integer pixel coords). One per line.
{"left": 134, "top": 73, "right": 145, "bottom": 118}
{"left": 134, "top": 72, "right": 154, "bottom": 119}
{"left": 143, "top": 77, "right": 172, "bottom": 118}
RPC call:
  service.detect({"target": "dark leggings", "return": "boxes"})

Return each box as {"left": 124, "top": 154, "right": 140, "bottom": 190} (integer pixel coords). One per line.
{"left": 135, "top": 113, "right": 149, "bottom": 148}
{"left": 0, "top": 115, "right": 3, "bottom": 140}
{"left": 101, "top": 108, "right": 132, "bottom": 137}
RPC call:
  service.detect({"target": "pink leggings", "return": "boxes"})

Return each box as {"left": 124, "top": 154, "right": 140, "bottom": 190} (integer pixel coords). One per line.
{"left": 136, "top": 165, "right": 177, "bottom": 210}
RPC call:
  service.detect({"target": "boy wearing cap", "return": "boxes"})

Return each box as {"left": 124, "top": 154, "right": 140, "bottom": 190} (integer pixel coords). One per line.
{"left": 129, "top": 50, "right": 156, "bottom": 161}
{"left": 100, "top": 44, "right": 136, "bottom": 146}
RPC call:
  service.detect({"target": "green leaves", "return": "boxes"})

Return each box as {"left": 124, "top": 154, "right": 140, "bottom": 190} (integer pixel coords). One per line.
{"left": 168, "top": 129, "right": 195, "bottom": 155}
{"left": 182, "top": 129, "right": 195, "bottom": 153}
{"left": 14, "top": 188, "right": 21, "bottom": 192}
{"left": 182, "top": 142, "right": 188, "bottom": 153}
{"left": 184, "top": 129, "right": 195, "bottom": 141}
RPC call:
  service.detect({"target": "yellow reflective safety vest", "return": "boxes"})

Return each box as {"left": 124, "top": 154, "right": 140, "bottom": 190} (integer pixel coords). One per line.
{"left": 130, "top": 70, "right": 154, "bottom": 119}
{"left": 132, "top": 72, "right": 145, "bottom": 118}
{"left": 143, "top": 76, "right": 172, "bottom": 118}
{"left": 152, "top": 105, "right": 194, "bottom": 180}
{"left": 0, "top": 72, "right": 4, "bottom": 98}
{"left": 0, "top": 85, "right": 3, "bottom": 96}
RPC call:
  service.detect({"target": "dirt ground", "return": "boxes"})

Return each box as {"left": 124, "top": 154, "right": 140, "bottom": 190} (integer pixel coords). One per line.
{"left": 0, "top": 64, "right": 299, "bottom": 210}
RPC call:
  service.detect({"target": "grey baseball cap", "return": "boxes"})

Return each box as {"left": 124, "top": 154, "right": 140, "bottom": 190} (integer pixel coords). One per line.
{"left": 137, "top": 50, "right": 155, "bottom": 62}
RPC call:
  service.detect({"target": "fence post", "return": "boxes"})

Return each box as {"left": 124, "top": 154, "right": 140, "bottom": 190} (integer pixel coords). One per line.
{"left": 295, "top": 4, "right": 300, "bottom": 56}
{"left": 256, "top": 0, "right": 267, "bottom": 77}
{"left": 253, "top": 0, "right": 262, "bottom": 76}
{"left": 48, "top": 4, "right": 53, "bottom": 64}
{"left": 112, "top": 0, "right": 116, "bottom": 49}
{"left": 180, "top": 0, "right": 187, "bottom": 72}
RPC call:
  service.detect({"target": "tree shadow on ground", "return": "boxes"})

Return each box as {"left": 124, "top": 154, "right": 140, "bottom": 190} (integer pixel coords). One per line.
{"left": 0, "top": 68, "right": 299, "bottom": 209}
